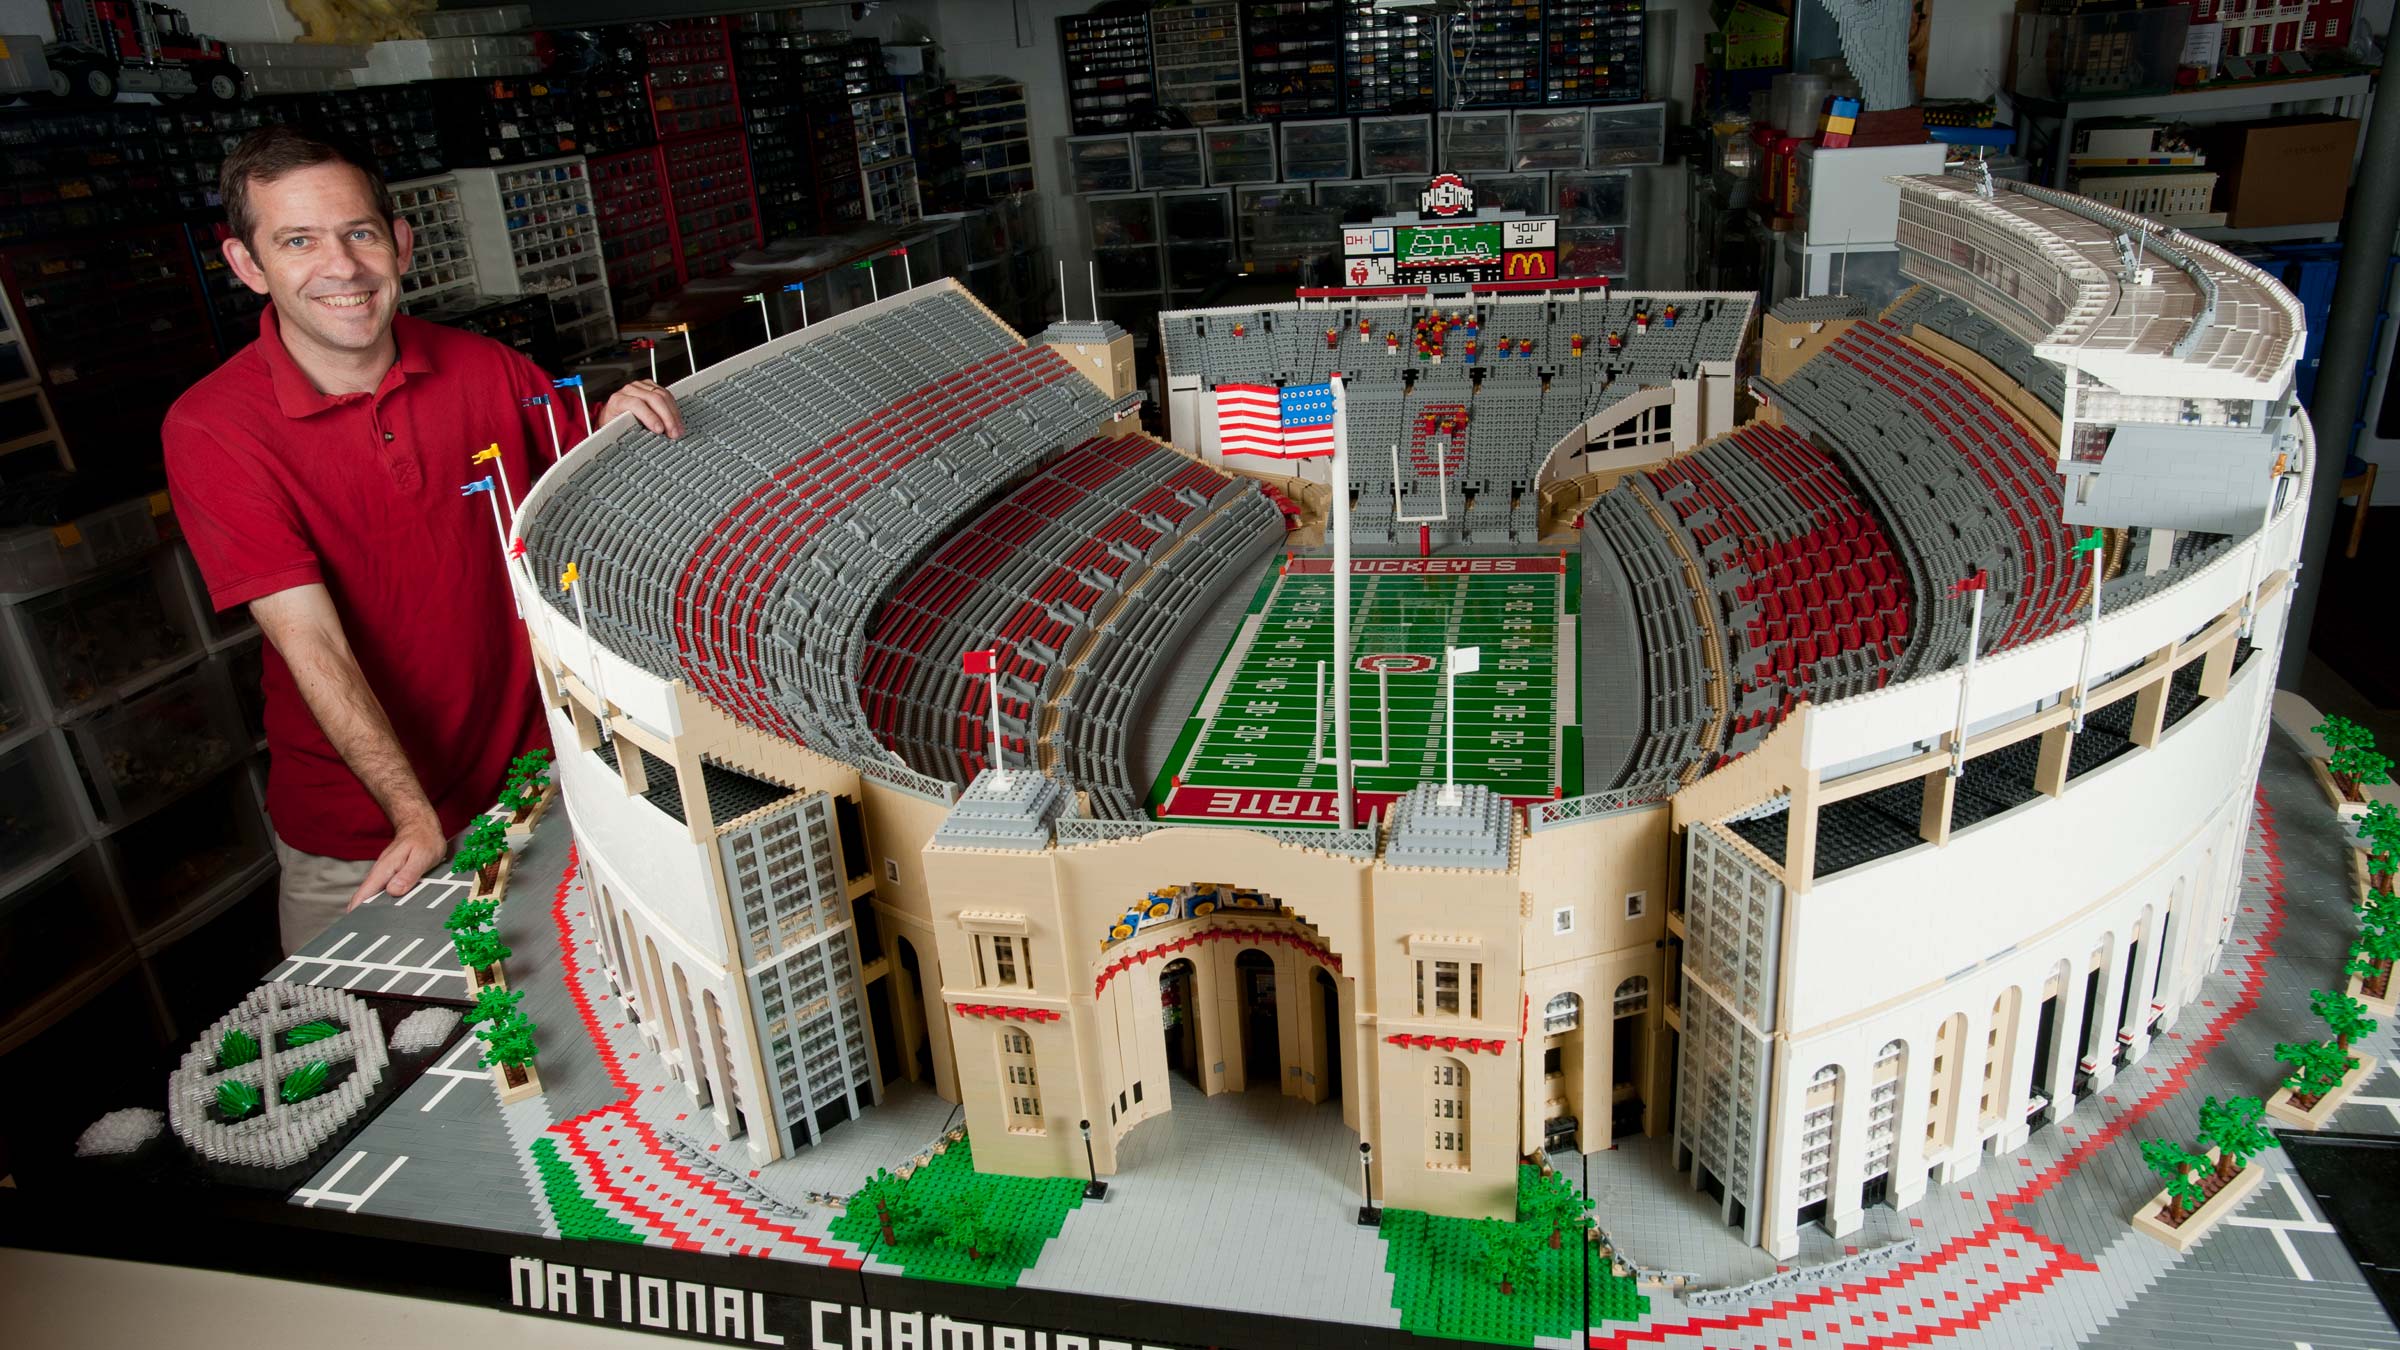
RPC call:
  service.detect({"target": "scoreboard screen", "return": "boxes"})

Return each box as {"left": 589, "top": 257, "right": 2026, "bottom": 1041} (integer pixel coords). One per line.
{"left": 1395, "top": 221, "right": 1504, "bottom": 271}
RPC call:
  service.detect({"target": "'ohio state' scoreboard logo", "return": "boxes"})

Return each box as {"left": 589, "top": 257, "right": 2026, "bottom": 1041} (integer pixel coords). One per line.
{"left": 1419, "top": 173, "right": 1475, "bottom": 216}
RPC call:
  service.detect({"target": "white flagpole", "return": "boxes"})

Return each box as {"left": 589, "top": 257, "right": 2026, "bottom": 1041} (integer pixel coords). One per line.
{"left": 867, "top": 265, "right": 879, "bottom": 303}
{"left": 645, "top": 342, "right": 659, "bottom": 384}
{"left": 570, "top": 570, "right": 608, "bottom": 738}
{"left": 572, "top": 384, "right": 593, "bottom": 436}
{"left": 1088, "top": 261, "right": 1099, "bottom": 323}
{"left": 1058, "top": 260, "right": 1069, "bottom": 321}
{"left": 798, "top": 285, "right": 809, "bottom": 329}
{"left": 2072, "top": 544, "right": 2102, "bottom": 732}
{"left": 749, "top": 293, "right": 773, "bottom": 341}
{"left": 988, "top": 659, "right": 1009, "bottom": 790}
{"left": 1443, "top": 659, "right": 1459, "bottom": 806}
{"left": 1331, "top": 373, "right": 1355, "bottom": 830}
{"left": 1951, "top": 584, "right": 1984, "bottom": 778}
{"left": 539, "top": 398, "right": 560, "bottom": 459}
{"left": 486, "top": 452, "right": 517, "bottom": 520}
{"left": 477, "top": 484, "right": 518, "bottom": 617}
{"left": 674, "top": 324, "right": 696, "bottom": 375}
{"left": 901, "top": 250, "right": 913, "bottom": 291}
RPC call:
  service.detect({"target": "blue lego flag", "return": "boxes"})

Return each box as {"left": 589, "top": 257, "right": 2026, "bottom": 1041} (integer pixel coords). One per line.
{"left": 461, "top": 476, "right": 496, "bottom": 497}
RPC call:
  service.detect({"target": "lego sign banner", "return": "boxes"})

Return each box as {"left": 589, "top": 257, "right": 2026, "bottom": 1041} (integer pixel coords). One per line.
{"left": 510, "top": 1257, "right": 1206, "bottom": 1349}
{"left": 1503, "top": 249, "right": 1557, "bottom": 281}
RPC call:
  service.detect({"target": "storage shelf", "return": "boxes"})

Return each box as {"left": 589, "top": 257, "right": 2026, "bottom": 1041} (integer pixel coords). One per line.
{"left": 0, "top": 944, "right": 135, "bottom": 1058}
{"left": 2014, "top": 71, "right": 2372, "bottom": 119}
{"left": 136, "top": 853, "right": 276, "bottom": 957}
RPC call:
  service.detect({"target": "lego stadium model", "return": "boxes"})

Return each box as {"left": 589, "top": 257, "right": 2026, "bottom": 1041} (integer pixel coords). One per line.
{"left": 23, "top": 167, "right": 2396, "bottom": 1350}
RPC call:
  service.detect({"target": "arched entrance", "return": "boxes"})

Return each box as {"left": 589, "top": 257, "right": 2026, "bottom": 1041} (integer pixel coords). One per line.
{"left": 895, "top": 936, "right": 936, "bottom": 1083}
{"left": 1238, "top": 949, "right": 1281, "bottom": 1086}
{"left": 1314, "top": 967, "right": 1342, "bottom": 1100}
{"left": 1161, "top": 958, "right": 1202, "bottom": 1085}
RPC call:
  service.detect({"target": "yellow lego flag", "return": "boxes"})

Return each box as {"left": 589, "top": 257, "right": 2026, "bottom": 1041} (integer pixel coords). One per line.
{"left": 559, "top": 562, "right": 579, "bottom": 591}
{"left": 474, "top": 444, "right": 502, "bottom": 463}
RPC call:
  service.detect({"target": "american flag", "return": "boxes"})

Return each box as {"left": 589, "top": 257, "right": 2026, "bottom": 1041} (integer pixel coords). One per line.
{"left": 1216, "top": 381, "right": 1339, "bottom": 459}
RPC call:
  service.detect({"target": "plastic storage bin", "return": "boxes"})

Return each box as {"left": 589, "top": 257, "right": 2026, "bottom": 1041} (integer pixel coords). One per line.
{"left": 0, "top": 846, "right": 127, "bottom": 1046}
{"left": 65, "top": 664, "right": 244, "bottom": 828}
{"left": 1478, "top": 171, "right": 1551, "bottom": 216}
{"left": 1134, "top": 130, "right": 1209, "bottom": 190}
{"left": 1279, "top": 119, "right": 1355, "bottom": 181}
{"left": 1588, "top": 102, "right": 1667, "bottom": 167}
{"left": 1088, "top": 192, "right": 1163, "bottom": 297}
{"left": 0, "top": 731, "right": 80, "bottom": 888}
{"left": 1555, "top": 170, "right": 1633, "bottom": 227}
{"left": 1440, "top": 112, "right": 1512, "bottom": 173}
{"left": 17, "top": 552, "right": 201, "bottom": 719}
{"left": 1204, "top": 125, "right": 1278, "bottom": 185}
{"left": 2012, "top": 8, "right": 2190, "bottom": 100}
{"left": 1160, "top": 188, "right": 1235, "bottom": 299}
{"left": 1514, "top": 109, "right": 1589, "bottom": 170}
{"left": 1313, "top": 178, "right": 1395, "bottom": 220}
{"left": 1358, "top": 114, "right": 1435, "bottom": 177}
{"left": 107, "top": 764, "right": 269, "bottom": 937}
{"left": 1067, "top": 134, "right": 1137, "bottom": 194}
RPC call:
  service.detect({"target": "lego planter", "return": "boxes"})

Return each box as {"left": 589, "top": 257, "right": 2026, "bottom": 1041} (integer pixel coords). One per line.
{"left": 447, "top": 897, "right": 511, "bottom": 992}
{"left": 477, "top": 1001, "right": 542, "bottom": 1105}
{"left": 2308, "top": 715, "right": 2389, "bottom": 822}
{"left": 2129, "top": 1144, "right": 2268, "bottom": 1252}
{"left": 498, "top": 749, "right": 556, "bottom": 843}
{"left": 451, "top": 814, "right": 513, "bottom": 898}
{"left": 2266, "top": 1042, "right": 2376, "bottom": 1130}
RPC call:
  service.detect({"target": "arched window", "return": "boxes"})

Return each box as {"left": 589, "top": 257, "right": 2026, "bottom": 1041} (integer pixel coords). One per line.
{"left": 1427, "top": 1058, "right": 1469, "bottom": 1166}
{"left": 1543, "top": 993, "right": 1581, "bottom": 1034}
{"left": 1800, "top": 1065, "right": 1841, "bottom": 1206}
{"left": 1613, "top": 976, "right": 1650, "bottom": 1016}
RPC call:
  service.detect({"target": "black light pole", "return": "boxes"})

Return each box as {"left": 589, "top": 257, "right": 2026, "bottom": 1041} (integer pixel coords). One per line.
{"left": 1357, "top": 1140, "right": 1382, "bottom": 1227}
{"left": 1581, "top": 1141, "right": 1592, "bottom": 1339}
{"left": 1077, "top": 1119, "right": 1108, "bottom": 1201}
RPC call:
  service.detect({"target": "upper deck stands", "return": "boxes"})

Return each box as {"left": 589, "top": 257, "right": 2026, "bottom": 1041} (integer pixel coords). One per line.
{"left": 1894, "top": 175, "right": 2300, "bottom": 401}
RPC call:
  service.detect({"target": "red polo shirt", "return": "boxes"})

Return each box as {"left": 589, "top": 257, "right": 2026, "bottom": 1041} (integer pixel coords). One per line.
{"left": 164, "top": 307, "right": 588, "bottom": 860}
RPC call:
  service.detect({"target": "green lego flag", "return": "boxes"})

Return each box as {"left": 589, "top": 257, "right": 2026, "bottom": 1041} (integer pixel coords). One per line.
{"left": 2071, "top": 529, "right": 2103, "bottom": 555}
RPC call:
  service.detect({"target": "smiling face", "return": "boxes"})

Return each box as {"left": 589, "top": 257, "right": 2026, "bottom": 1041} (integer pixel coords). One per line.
{"left": 222, "top": 160, "right": 414, "bottom": 379}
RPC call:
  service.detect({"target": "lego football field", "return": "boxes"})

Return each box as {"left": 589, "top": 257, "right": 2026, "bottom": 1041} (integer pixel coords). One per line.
{"left": 1148, "top": 556, "right": 1581, "bottom": 825}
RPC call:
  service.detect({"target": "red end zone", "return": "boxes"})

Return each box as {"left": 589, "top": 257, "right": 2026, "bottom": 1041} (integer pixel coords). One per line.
{"left": 1283, "top": 556, "right": 1566, "bottom": 575}
{"left": 1160, "top": 784, "right": 1558, "bottom": 823}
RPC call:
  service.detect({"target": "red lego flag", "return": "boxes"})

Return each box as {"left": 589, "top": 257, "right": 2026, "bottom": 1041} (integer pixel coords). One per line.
{"left": 963, "top": 648, "right": 999, "bottom": 675}
{"left": 1951, "top": 570, "right": 1988, "bottom": 595}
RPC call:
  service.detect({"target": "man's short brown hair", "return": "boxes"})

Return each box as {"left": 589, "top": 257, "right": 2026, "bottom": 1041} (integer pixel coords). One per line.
{"left": 219, "top": 124, "right": 395, "bottom": 251}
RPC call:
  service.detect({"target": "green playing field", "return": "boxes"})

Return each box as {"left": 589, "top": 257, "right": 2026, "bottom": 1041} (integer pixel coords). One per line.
{"left": 1148, "top": 557, "right": 1580, "bottom": 826}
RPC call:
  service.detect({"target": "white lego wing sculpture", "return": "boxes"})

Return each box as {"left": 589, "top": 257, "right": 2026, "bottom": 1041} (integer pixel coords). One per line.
{"left": 1824, "top": 0, "right": 1914, "bottom": 110}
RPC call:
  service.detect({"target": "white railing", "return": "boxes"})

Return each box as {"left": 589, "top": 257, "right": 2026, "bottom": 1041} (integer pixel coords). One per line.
{"left": 1529, "top": 789, "right": 1667, "bottom": 833}
{"left": 856, "top": 756, "right": 958, "bottom": 805}
{"left": 1053, "top": 817, "right": 1167, "bottom": 847}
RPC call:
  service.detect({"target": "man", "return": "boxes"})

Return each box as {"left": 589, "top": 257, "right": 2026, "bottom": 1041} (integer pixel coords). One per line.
{"left": 165, "top": 126, "right": 685, "bottom": 954}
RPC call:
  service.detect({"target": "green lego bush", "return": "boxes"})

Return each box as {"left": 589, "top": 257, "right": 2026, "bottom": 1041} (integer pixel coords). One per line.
{"left": 828, "top": 1135, "right": 1086, "bottom": 1288}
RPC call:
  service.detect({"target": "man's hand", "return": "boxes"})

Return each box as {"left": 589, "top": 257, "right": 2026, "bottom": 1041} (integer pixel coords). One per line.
{"left": 347, "top": 809, "right": 448, "bottom": 910}
{"left": 599, "top": 379, "right": 684, "bottom": 439}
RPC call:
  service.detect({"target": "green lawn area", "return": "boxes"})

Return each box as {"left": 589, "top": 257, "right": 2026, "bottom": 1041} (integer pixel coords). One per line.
{"left": 829, "top": 1135, "right": 1086, "bottom": 1287}
{"left": 1380, "top": 1165, "right": 1648, "bottom": 1346}
{"left": 531, "top": 1137, "right": 645, "bottom": 1244}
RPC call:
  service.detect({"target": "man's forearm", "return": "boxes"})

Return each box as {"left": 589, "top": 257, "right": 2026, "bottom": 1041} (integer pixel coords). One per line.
{"left": 252, "top": 588, "right": 439, "bottom": 835}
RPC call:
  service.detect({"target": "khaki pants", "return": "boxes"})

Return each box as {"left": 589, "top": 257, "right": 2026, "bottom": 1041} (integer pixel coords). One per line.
{"left": 272, "top": 830, "right": 463, "bottom": 956}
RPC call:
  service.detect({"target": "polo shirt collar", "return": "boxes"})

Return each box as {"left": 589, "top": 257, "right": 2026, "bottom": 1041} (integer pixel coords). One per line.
{"left": 257, "top": 305, "right": 437, "bottom": 420}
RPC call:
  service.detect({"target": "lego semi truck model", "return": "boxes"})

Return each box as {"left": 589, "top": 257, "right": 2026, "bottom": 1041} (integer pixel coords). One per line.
{"left": 40, "top": 0, "right": 241, "bottom": 103}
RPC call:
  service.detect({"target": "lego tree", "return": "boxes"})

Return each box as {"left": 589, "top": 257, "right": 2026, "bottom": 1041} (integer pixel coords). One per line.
{"left": 478, "top": 1005, "right": 540, "bottom": 1087}
{"left": 500, "top": 749, "right": 555, "bottom": 822}
{"left": 444, "top": 897, "right": 498, "bottom": 938}
{"left": 2315, "top": 715, "right": 2391, "bottom": 799}
{"left": 933, "top": 1180, "right": 1007, "bottom": 1264}
{"left": 2275, "top": 1039, "right": 2357, "bottom": 1110}
{"left": 856, "top": 1168, "right": 919, "bottom": 1247}
{"left": 2349, "top": 921, "right": 2400, "bottom": 1001}
{"left": 1521, "top": 1167, "right": 1591, "bottom": 1250}
{"left": 2139, "top": 1138, "right": 2209, "bottom": 1226}
{"left": 2359, "top": 802, "right": 2400, "bottom": 885}
{"left": 1477, "top": 1217, "right": 1543, "bottom": 1296}
{"left": 2313, "top": 988, "right": 2379, "bottom": 1052}
{"left": 452, "top": 923, "right": 511, "bottom": 980}
{"left": 449, "top": 814, "right": 512, "bottom": 891}
{"left": 468, "top": 986, "right": 525, "bottom": 1027}
{"left": 2194, "top": 1095, "right": 2278, "bottom": 1183}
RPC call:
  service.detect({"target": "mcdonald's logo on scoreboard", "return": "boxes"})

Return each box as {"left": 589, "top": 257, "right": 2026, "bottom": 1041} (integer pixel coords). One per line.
{"left": 1503, "top": 249, "right": 1556, "bottom": 281}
